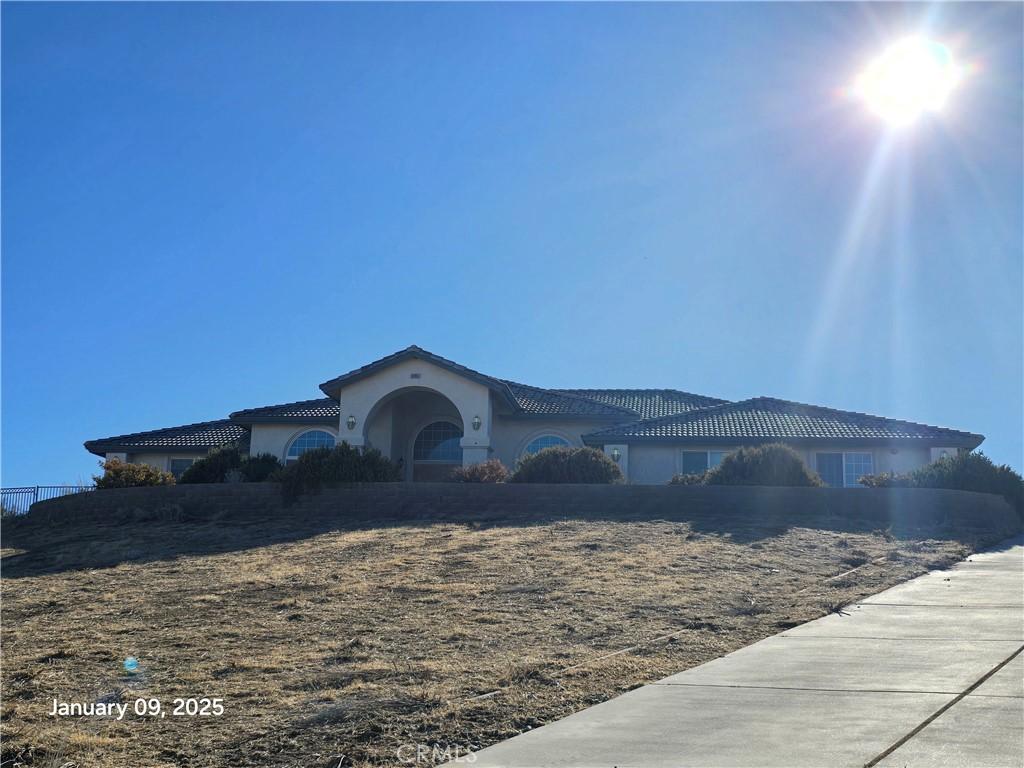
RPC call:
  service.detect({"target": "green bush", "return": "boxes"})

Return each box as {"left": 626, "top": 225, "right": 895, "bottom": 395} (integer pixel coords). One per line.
{"left": 510, "top": 446, "right": 623, "bottom": 484}
{"left": 703, "top": 444, "right": 823, "bottom": 487}
{"left": 94, "top": 458, "right": 175, "bottom": 489}
{"left": 179, "top": 446, "right": 243, "bottom": 484}
{"left": 239, "top": 453, "right": 284, "bottom": 482}
{"left": 449, "top": 459, "right": 510, "bottom": 483}
{"left": 860, "top": 452, "right": 1023, "bottom": 517}
{"left": 669, "top": 471, "right": 707, "bottom": 485}
{"left": 858, "top": 472, "right": 911, "bottom": 488}
{"left": 279, "top": 443, "right": 401, "bottom": 500}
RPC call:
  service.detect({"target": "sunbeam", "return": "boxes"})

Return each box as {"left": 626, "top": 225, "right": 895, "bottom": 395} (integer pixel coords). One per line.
{"left": 799, "top": 132, "right": 895, "bottom": 387}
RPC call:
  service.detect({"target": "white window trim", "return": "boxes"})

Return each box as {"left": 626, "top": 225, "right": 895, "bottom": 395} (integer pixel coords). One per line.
{"left": 517, "top": 430, "right": 576, "bottom": 459}
{"left": 677, "top": 449, "right": 730, "bottom": 475}
{"left": 815, "top": 451, "right": 875, "bottom": 488}
{"left": 167, "top": 456, "right": 201, "bottom": 477}
{"left": 410, "top": 418, "right": 464, "bottom": 464}
{"left": 284, "top": 427, "right": 339, "bottom": 463}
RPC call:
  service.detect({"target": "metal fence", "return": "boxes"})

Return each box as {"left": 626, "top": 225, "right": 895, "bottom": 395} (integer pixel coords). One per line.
{"left": 1, "top": 485, "right": 95, "bottom": 516}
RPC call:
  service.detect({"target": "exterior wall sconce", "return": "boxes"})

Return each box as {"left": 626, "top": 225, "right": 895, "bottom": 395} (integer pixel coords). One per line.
{"left": 610, "top": 447, "right": 622, "bottom": 463}
{"left": 346, "top": 415, "right": 357, "bottom": 431}
{"left": 471, "top": 415, "right": 482, "bottom": 431}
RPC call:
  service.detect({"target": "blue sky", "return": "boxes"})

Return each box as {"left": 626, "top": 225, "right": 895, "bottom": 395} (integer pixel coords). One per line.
{"left": 3, "top": 2, "right": 1021, "bottom": 487}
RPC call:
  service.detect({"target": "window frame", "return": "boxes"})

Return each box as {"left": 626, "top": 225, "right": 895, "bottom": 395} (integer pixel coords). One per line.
{"left": 169, "top": 457, "right": 196, "bottom": 479}
{"left": 285, "top": 428, "right": 338, "bottom": 465}
{"left": 521, "top": 434, "right": 572, "bottom": 458}
{"left": 678, "top": 449, "right": 730, "bottom": 476}
{"left": 815, "top": 451, "right": 874, "bottom": 488}
{"left": 413, "top": 421, "right": 464, "bottom": 463}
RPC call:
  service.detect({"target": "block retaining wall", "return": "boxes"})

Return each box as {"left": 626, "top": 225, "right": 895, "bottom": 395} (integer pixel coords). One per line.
{"left": 24, "top": 482, "right": 1021, "bottom": 538}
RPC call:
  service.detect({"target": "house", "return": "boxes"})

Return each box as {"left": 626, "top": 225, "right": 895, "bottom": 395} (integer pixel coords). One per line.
{"left": 85, "top": 345, "right": 983, "bottom": 485}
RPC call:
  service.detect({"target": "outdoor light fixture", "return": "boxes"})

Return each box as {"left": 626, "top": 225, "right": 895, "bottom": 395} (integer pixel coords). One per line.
{"left": 346, "top": 415, "right": 357, "bottom": 430}
{"left": 472, "top": 415, "right": 482, "bottom": 431}
{"left": 610, "top": 448, "right": 622, "bottom": 463}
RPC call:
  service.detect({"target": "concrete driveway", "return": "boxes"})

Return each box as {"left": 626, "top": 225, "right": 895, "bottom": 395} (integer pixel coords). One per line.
{"left": 462, "top": 534, "right": 1023, "bottom": 768}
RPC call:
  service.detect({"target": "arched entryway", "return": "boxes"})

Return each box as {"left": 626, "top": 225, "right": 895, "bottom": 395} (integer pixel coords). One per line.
{"left": 412, "top": 420, "right": 463, "bottom": 482}
{"left": 361, "top": 386, "right": 467, "bottom": 481}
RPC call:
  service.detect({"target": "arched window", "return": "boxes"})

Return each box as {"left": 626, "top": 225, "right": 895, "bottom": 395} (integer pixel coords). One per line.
{"left": 414, "top": 421, "right": 463, "bottom": 462}
{"left": 523, "top": 435, "right": 571, "bottom": 456}
{"left": 286, "top": 429, "right": 336, "bottom": 464}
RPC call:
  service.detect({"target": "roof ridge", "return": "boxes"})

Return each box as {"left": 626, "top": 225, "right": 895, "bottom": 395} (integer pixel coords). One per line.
{"left": 583, "top": 395, "right": 983, "bottom": 442}
{"left": 319, "top": 345, "right": 521, "bottom": 411}
{"left": 741, "top": 396, "right": 981, "bottom": 437}
{"left": 556, "top": 387, "right": 728, "bottom": 401}
{"left": 230, "top": 396, "right": 337, "bottom": 417}
{"left": 87, "top": 417, "right": 240, "bottom": 443}
{"left": 584, "top": 398, "right": 737, "bottom": 437}
{"left": 501, "top": 380, "right": 641, "bottom": 416}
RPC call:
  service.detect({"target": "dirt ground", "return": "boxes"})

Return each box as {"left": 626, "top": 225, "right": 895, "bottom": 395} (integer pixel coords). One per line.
{"left": 0, "top": 505, "right": 1002, "bottom": 768}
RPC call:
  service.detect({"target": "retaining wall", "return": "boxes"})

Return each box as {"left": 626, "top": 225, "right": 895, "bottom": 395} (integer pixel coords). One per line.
{"left": 24, "top": 482, "right": 1021, "bottom": 538}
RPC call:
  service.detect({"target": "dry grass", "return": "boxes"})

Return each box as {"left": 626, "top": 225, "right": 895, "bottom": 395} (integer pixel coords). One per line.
{"left": 0, "top": 506, "right": 993, "bottom": 767}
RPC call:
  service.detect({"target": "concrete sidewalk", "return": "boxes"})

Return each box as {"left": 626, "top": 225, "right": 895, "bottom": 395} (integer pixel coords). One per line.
{"left": 465, "top": 535, "right": 1023, "bottom": 768}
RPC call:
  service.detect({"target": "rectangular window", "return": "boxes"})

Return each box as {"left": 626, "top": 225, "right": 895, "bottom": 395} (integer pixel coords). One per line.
{"left": 816, "top": 453, "right": 844, "bottom": 487}
{"left": 844, "top": 452, "right": 874, "bottom": 488}
{"left": 816, "top": 452, "right": 874, "bottom": 487}
{"left": 169, "top": 458, "right": 195, "bottom": 479}
{"left": 681, "top": 451, "right": 731, "bottom": 475}
{"left": 681, "top": 451, "right": 710, "bottom": 475}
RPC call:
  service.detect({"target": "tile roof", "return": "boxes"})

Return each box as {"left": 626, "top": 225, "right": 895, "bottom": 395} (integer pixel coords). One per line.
{"left": 583, "top": 397, "right": 984, "bottom": 447}
{"left": 319, "top": 345, "right": 520, "bottom": 409}
{"left": 555, "top": 389, "right": 728, "bottom": 419}
{"left": 318, "top": 345, "right": 638, "bottom": 418}
{"left": 85, "top": 347, "right": 984, "bottom": 456}
{"left": 231, "top": 398, "right": 340, "bottom": 422}
{"left": 85, "top": 419, "right": 250, "bottom": 456}
{"left": 501, "top": 382, "right": 638, "bottom": 418}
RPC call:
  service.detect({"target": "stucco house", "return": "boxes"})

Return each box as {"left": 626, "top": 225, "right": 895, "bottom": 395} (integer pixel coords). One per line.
{"left": 85, "top": 345, "right": 984, "bottom": 486}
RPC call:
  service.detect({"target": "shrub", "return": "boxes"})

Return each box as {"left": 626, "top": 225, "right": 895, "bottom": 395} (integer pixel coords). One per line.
{"left": 860, "top": 452, "right": 1023, "bottom": 518}
{"left": 239, "top": 453, "right": 284, "bottom": 482}
{"left": 449, "top": 459, "right": 510, "bottom": 483}
{"left": 858, "top": 472, "right": 911, "bottom": 488}
{"left": 179, "top": 446, "right": 243, "bottom": 484}
{"left": 703, "top": 444, "right": 823, "bottom": 487}
{"left": 510, "top": 447, "right": 623, "bottom": 484}
{"left": 669, "top": 471, "right": 707, "bottom": 485}
{"left": 94, "top": 458, "right": 175, "bottom": 489}
{"left": 279, "top": 443, "right": 401, "bottom": 500}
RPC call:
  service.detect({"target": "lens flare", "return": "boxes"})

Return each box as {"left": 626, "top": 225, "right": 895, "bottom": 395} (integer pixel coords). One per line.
{"left": 855, "top": 37, "right": 961, "bottom": 126}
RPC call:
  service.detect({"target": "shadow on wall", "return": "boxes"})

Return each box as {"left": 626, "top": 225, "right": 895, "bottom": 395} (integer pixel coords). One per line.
{"left": 1, "top": 484, "right": 1019, "bottom": 580}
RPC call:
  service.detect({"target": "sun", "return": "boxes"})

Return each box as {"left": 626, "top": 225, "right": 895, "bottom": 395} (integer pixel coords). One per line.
{"left": 855, "top": 37, "right": 962, "bottom": 126}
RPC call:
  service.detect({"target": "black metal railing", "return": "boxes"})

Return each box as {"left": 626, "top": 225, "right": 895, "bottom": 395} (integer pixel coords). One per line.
{"left": 1, "top": 485, "right": 94, "bottom": 516}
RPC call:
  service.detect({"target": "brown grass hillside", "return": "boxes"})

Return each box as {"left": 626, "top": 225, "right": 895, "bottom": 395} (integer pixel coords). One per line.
{"left": 0, "top": 499, "right": 1011, "bottom": 767}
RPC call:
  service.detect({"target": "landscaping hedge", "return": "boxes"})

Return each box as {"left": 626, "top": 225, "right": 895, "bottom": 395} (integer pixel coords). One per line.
{"left": 94, "top": 458, "right": 175, "bottom": 488}
{"left": 510, "top": 447, "right": 623, "bottom": 484}
{"left": 671, "top": 444, "right": 823, "bottom": 487}
{"left": 861, "top": 451, "right": 1023, "bottom": 518}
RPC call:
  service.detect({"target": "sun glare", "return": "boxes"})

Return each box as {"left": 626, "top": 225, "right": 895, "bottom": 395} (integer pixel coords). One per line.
{"left": 856, "top": 37, "right": 961, "bottom": 126}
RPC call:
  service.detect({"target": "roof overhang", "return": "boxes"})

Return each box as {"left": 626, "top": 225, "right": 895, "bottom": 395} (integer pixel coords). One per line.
{"left": 229, "top": 415, "right": 337, "bottom": 425}
{"left": 84, "top": 442, "right": 229, "bottom": 458}
{"left": 318, "top": 345, "right": 522, "bottom": 411}
{"left": 581, "top": 434, "right": 985, "bottom": 450}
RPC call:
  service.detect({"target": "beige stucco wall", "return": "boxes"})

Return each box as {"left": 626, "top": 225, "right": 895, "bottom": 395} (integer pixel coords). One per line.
{"left": 621, "top": 443, "right": 941, "bottom": 485}
{"left": 247, "top": 423, "right": 339, "bottom": 462}
{"left": 127, "top": 452, "right": 206, "bottom": 473}
{"left": 335, "top": 358, "right": 493, "bottom": 464}
{"left": 489, "top": 418, "right": 615, "bottom": 470}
